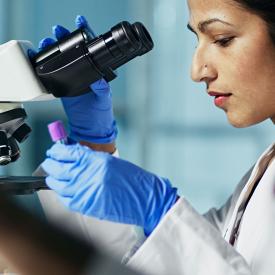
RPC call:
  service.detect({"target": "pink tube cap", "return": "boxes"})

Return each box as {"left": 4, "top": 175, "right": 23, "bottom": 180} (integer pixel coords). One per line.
{"left": 48, "top": 120, "right": 67, "bottom": 142}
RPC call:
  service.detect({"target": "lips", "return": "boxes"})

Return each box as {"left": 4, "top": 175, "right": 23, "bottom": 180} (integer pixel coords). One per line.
{"left": 208, "top": 91, "right": 232, "bottom": 97}
{"left": 208, "top": 91, "right": 232, "bottom": 107}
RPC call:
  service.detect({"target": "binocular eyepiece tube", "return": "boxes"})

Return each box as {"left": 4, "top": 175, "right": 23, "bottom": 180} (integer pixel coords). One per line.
{"left": 33, "top": 21, "right": 154, "bottom": 97}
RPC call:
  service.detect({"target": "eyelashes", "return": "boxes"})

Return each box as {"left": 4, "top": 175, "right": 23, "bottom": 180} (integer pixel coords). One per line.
{"left": 214, "top": 36, "right": 235, "bottom": 47}
{"left": 192, "top": 35, "right": 236, "bottom": 49}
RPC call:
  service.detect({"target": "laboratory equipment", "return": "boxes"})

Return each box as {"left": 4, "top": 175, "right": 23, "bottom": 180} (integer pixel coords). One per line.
{"left": 0, "top": 20, "right": 153, "bottom": 164}
{"left": 0, "top": 176, "right": 47, "bottom": 195}
{"left": 41, "top": 16, "right": 118, "bottom": 145}
{"left": 0, "top": 19, "right": 153, "bottom": 194}
{"left": 32, "top": 21, "right": 154, "bottom": 97}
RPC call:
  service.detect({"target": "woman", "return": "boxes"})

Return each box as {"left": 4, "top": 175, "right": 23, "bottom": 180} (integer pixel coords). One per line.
{"left": 40, "top": 1, "right": 275, "bottom": 274}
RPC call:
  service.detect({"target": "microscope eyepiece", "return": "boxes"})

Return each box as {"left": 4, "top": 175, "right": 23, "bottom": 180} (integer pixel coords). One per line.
{"left": 92, "top": 21, "right": 154, "bottom": 72}
{"left": 32, "top": 21, "right": 154, "bottom": 97}
{"left": 132, "top": 22, "right": 154, "bottom": 54}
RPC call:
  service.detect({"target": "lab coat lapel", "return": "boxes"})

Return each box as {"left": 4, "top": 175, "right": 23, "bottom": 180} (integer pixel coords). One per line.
{"left": 223, "top": 143, "right": 275, "bottom": 270}
{"left": 223, "top": 143, "right": 275, "bottom": 243}
{"left": 235, "top": 159, "right": 275, "bottom": 271}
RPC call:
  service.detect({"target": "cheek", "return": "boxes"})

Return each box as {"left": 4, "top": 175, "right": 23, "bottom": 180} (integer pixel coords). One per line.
{"left": 218, "top": 43, "right": 275, "bottom": 93}
{"left": 235, "top": 55, "right": 275, "bottom": 99}
{"left": 228, "top": 48, "right": 260, "bottom": 83}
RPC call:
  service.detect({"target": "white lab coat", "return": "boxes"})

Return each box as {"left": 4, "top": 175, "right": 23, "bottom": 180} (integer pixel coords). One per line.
{"left": 126, "top": 143, "right": 275, "bottom": 275}
{"left": 38, "top": 144, "right": 275, "bottom": 275}
{"left": 38, "top": 190, "right": 139, "bottom": 259}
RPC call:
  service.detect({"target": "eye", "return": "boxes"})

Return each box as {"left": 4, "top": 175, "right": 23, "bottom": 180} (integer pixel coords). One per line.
{"left": 214, "top": 36, "right": 235, "bottom": 47}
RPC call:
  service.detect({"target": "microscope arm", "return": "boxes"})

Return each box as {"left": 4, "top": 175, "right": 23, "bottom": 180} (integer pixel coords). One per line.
{"left": 0, "top": 40, "right": 55, "bottom": 168}
{"left": 0, "top": 40, "right": 53, "bottom": 102}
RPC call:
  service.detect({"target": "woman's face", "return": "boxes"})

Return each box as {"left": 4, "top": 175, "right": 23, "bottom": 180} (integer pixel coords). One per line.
{"left": 188, "top": 0, "right": 275, "bottom": 127}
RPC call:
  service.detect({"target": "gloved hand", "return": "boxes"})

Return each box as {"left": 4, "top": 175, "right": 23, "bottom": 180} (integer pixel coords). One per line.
{"left": 42, "top": 143, "right": 178, "bottom": 236}
{"left": 38, "top": 15, "right": 117, "bottom": 144}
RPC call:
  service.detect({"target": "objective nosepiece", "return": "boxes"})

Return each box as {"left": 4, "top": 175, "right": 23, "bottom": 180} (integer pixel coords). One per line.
{"left": 0, "top": 131, "right": 11, "bottom": 165}
{"left": 13, "top": 123, "right": 32, "bottom": 143}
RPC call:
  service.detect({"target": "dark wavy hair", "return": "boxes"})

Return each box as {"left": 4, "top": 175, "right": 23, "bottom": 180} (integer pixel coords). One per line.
{"left": 233, "top": 0, "right": 275, "bottom": 43}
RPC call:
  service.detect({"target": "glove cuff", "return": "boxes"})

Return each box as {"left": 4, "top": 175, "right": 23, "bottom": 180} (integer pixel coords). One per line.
{"left": 144, "top": 179, "right": 178, "bottom": 236}
{"left": 69, "top": 121, "right": 118, "bottom": 144}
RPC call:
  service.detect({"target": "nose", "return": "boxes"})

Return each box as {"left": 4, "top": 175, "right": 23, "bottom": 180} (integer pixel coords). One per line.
{"left": 191, "top": 46, "right": 217, "bottom": 84}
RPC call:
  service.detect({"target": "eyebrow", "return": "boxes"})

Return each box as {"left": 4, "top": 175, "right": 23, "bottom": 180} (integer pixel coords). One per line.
{"left": 187, "top": 18, "right": 234, "bottom": 33}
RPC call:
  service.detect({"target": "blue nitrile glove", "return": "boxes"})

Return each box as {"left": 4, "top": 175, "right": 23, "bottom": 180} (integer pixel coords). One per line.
{"left": 38, "top": 15, "right": 117, "bottom": 144}
{"left": 42, "top": 143, "right": 178, "bottom": 236}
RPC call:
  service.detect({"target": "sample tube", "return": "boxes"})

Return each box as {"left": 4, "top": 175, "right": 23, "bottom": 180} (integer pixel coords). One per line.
{"left": 47, "top": 120, "right": 68, "bottom": 144}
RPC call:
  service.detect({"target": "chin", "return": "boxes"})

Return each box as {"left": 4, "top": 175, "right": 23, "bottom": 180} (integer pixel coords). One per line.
{"left": 226, "top": 112, "right": 264, "bottom": 128}
{"left": 228, "top": 120, "right": 249, "bottom": 128}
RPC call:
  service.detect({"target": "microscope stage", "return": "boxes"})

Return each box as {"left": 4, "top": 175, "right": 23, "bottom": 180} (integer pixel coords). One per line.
{"left": 0, "top": 176, "right": 48, "bottom": 195}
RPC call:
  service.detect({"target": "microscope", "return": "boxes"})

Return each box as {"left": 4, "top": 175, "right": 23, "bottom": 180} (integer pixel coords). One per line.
{"left": 0, "top": 21, "right": 154, "bottom": 194}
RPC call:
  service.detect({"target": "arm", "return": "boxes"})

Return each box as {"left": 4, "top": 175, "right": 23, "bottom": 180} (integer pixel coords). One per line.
{"left": 79, "top": 141, "right": 116, "bottom": 154}
{"left": 127, "top": 198, "right": 252, "bottom": 275}
{"left": 37, "top": 143, "right": 138, "bottom": 260}
{"left": 38, "top": 16, "right": 118, "bottom": 150}
{"left": 42, "top": 143, "right": 178, "bottom": 237}
{"left": 41, "top": 144, "right": 254, "bottom": 275}
{"left": 37, "top": 16, "right": 139, "bottom": 259}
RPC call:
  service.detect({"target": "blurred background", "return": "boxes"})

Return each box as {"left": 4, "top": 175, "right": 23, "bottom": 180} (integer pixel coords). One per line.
{"left": 0, "top": 0, "right": 274, "bottom": 215}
